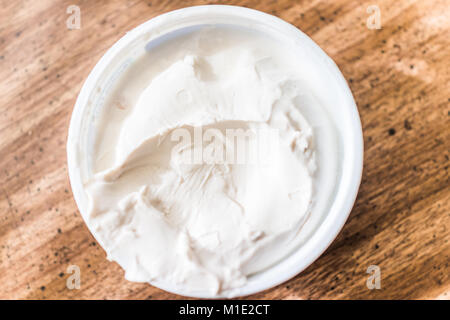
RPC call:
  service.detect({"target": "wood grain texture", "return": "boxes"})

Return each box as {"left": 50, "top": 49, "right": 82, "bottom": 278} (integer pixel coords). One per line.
{"left": 0, "top": 0, "right": 448, "bottom": 300}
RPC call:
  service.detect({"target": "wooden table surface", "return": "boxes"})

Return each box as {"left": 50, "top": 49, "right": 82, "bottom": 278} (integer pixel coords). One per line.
{"left": 0, "top": 0, "right": 448, "bottom": 300}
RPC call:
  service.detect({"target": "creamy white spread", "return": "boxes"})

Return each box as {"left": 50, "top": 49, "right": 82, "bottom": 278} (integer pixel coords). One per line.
{"left": 85, "top": 26, "right": 317, "bottom": 295}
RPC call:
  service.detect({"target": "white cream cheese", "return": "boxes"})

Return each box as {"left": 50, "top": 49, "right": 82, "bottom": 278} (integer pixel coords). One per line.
{"left": 85, "top": 26, "right": 318, "bottom": 295}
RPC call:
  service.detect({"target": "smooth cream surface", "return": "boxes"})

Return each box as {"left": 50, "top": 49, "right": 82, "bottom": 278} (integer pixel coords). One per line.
{"left": 86, "top": 26, "right": 317, "bottom": 295}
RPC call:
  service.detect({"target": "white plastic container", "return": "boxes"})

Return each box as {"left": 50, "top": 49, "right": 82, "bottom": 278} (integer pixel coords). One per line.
{"left": 67, "top": 5, "right": 363, "bottom": 298}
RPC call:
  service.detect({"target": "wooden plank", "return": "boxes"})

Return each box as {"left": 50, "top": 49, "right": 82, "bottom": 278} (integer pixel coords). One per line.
{"left": 0, "top": 0, "right": 448, "bottom": 299}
